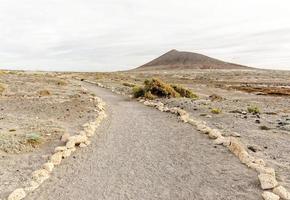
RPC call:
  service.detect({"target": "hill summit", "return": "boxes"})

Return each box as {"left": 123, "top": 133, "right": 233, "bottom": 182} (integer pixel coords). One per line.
{"left": 135, "top": 49, "right": 250, "bottom": 70}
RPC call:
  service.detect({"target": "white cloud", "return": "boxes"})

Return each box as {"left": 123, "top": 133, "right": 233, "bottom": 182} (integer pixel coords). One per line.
{"left": 0, "top": 0, "right": 289, "bottom": 71}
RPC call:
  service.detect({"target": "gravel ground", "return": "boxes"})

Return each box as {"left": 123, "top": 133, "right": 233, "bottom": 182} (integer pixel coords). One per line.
{"left": 27, "top": 83, "right": 262, "bottom": 200}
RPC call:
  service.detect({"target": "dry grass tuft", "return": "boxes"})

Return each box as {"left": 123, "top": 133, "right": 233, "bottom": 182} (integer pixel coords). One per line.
{"left": 247, "top": 105, "right": 260, "bottom": 114}
{"left": 171, "top": 84, "right": 198, "bottom": 99}
{"left": 211, "top": 108, "right": 222, "bottom": 114}
{"left": 39, "top": 90, "right": 51, "bottom": 96}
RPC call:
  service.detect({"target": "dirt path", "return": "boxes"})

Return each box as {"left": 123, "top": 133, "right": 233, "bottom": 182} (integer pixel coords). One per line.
{"left": 26, "top": 83, "right": 262, "bottom": 200}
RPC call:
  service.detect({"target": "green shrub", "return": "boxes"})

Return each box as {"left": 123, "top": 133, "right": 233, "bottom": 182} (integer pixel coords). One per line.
{"left": 211, "top": 108, "right": 222, "bottom": 114}
{"left": 171, "top": 84, "right": 198, "bottom": 99}
{"left": 123, "top": 82, "right": 136, "bottom": 87}
{"left": 144, "top": 78, "right": 180, "bottom": 98}
{"left": 132, "top": 86, "right": 145, "bottom": 98}
{"left": 25, "top": 133, "right": 42, "bottom": 145}
{"left": 247, "top": 105, "right": 260, "bottom": 114}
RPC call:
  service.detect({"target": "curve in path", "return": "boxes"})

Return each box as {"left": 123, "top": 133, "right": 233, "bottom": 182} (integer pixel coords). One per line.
{"left": 26, "top": 83, "right": 262, "bottom": 200}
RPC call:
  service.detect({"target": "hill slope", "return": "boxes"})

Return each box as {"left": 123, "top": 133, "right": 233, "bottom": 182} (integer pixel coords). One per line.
{"left": 135, "top": 49, "right": 251, "bottom": 70}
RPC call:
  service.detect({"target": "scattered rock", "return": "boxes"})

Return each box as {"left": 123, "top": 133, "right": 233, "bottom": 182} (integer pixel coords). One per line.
{"left": 54, "top": 146, "right": 67, "bottom": 153}
{"left": 24, "top": 181, "right": 40, "bottom": 192}
{"left": 208, "top": 129, "right": 222, "bottom": 139}
{"left": 262, "top": 191, "right": 280, "bottom": 200}
{"left": 273, "top": 186, "right": 290, "bottom": 200}
{"left": 7, "top": 188, "right": 26, "bottom": 200}
{"left": 42, "top": 162, "right": 54, "bottom": 172}
{"left": 61, "top": 133, "right": 70, "bottom": 143}
{"left": 50, "top": 152, "right": 63, "bottom": 165}
{"left": 62, "top": 149, "right": 72, "bottom": 158}
{"left": 258, "top": 173, "right": 278, "bottom": 189}
{"left": 79, "top": 143, "right": 87, "bottom": 148}
{"left": 32, "top": 169, "right": 50, "bottom": 184}
{"left": 248, "top": 145, "right": 262, "bottom": 153}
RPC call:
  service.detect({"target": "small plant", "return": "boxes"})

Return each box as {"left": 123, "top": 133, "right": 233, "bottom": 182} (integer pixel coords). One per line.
{"left": 132, "top": 86, "right": 145, "bottom": 98}
{"left": 39, "top": 90, "right": 51, "bottom": 96}
{"left": 247, "top": 105, "right": 260, "bottom": 114}
{"left": 57, "top": 80, "right": 67, "bottom": 86}
{"left": 171, "top": 84, "right": 198, "bottom": 99}
{"left": 260, "top": 125, "right": 271, "bottom": 130}
{"left": 25, "top": 133, "right": 42, "bottom": 145}
{"left": 211, "top": 108, "right": 222, "bottom": 114}
{"left": 122, "top": 82, "right": 136, "bottom": 87}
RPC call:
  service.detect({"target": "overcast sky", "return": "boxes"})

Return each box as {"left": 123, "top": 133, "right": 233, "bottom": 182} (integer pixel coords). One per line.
{"left": 0, "top": 0, "right": 290, "bottom": 71}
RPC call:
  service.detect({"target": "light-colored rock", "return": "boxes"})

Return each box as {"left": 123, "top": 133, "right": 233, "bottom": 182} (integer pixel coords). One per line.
{"left": 180, "top": 114, "right": 190, "bottom": 123}
{"left": 50, "top": 152, "right": 63, "bottom": 165}
{"left": 84, "top": 140, "right": 92, "bottom": 146}
{"left": 62, "top": 149, "right": 72, "bottom": 158}
{"left": 248, "top": 163, "right": 276, "bottom": 176}
{"left": 79, "top": 143, "right": 87, "bottom": 148}
{"left": 208, "top": 129, "right": 222, "bottom": 139}
{"left": 262, "top": 191, "right": 280, "bottom": 200}
{"left": 66, "top": 135, "right": 88, "bottom": 148}
{"left": 213, "top": 137, "right": 230, "bottom": 146}
{"left": 254, "top": 158, "right": 266, "bottom": 166}
{"left": 42, "top": 162, "right": 54, "bottom": 172}
{"left": 61, "top": 133, "right": 70, "bottom": 143}
{"left": 273, "top": 186, "right": 290, "bottom": 200}
{"left": 54, "top": 146, "right": 67, "bottom": 153}
{"left": 199, "top": 126, "right": 212, "bottom": 134}
{"left": 32, "top": 169, "right": 50, "bottom": 184}
{"left": 258, "top": 173, "right": 279, "bottom": 189}
{"left": 24, "top": 181, "right": 40, "bottom": 192}
{"left": 8, "top": 188, "right": 26, "bottom": 200}
{"left": 238, "top": 150, "right": 255, "bottom": 165}
{"left": 228, "top": 137, "right": 246, "bottom": 158}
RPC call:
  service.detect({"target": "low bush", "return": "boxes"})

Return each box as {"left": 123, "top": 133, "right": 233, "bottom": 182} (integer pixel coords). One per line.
{"left": 144, "top": 78, "right": 180, "bottom": 98}
{"left": 132, "top": 86, "right": 145, "bottom": 98}
{"left": 132, "top": 78, "right": 199, "bottom": 99}
{"left": 247, "top": 105, "right": 260, "bottom": 114}
{"left": 171, "top": 84, "right": 198, "bottom": 99}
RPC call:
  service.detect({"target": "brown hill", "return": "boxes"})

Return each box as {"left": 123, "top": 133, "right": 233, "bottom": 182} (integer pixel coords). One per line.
{"left": 135, "top": 49, "right": 251, "bottom": 70}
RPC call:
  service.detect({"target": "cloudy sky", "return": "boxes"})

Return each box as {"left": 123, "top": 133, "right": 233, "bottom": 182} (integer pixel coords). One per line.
{"left": 0, "top": 0, "right": 290, "bottom": 71}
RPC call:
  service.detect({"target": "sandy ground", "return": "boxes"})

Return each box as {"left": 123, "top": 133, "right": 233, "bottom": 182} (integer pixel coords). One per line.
{"left": 0, "top": 71, "right": 99, "bottom": 198}
{"left": 26, "top": 83, "right": 262, "bottom": 200}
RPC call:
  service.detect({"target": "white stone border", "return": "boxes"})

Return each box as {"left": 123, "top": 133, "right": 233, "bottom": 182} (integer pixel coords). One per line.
{"left": 77, "top": 79, "right": 290, "bottom": 200}
{"left": 139, "top": 99, "right": 290, "bottom": 200}
{"left": 5, "top": 95, "right": 107, "bottom": 200}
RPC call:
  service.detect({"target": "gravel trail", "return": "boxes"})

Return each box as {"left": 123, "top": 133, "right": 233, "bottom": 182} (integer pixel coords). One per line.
{"left": 26, "top": 83, "right": 262, "bottom": 200}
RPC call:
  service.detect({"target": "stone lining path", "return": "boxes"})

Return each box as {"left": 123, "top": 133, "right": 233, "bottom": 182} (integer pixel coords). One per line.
{"left": 26, "top": 83, "right": 262, "bottom": 200}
